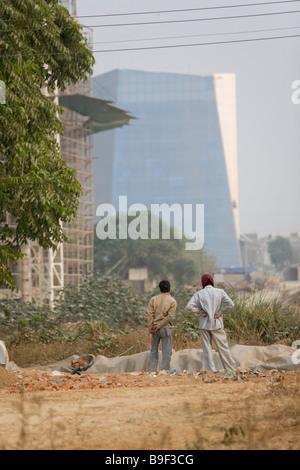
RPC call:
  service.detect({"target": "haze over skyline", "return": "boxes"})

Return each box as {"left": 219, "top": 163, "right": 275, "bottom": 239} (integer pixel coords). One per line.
{"left": 75, "top": 0, "right": 300, "bottom": 238}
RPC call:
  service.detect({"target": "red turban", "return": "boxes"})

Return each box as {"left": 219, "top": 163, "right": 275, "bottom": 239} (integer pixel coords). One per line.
{"left": 201, "top": 274, "right": 214, "bottom": 288}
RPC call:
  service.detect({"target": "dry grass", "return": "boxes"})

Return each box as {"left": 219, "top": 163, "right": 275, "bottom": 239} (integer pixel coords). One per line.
{"left": 0, "top": 371, "right": 299, "bottom": 450}
{"left": 8, "top": 341, "right": 99, "bottom": 368}
{"left": 7, "top": 326, "right": 205, "bottom": 368}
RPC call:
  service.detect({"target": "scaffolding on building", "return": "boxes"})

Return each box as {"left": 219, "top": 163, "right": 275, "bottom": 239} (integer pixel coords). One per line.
{"left": 61, "top": 0, "right": 77, "bottom": 16}
{"left": 59, "top": 79, "right": 94, "bottom": 290}
{"left": 58, "top": 0, "right": 94, "bottom": 290}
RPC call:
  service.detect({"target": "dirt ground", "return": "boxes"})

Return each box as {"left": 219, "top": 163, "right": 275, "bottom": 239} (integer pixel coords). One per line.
{"left": 0, "top": 367, "right": 299, "bottom": 450}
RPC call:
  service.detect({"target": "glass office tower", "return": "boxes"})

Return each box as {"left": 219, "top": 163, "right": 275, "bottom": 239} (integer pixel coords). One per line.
{"left": 93, "top": 69, "right": 241, "bottom": 269}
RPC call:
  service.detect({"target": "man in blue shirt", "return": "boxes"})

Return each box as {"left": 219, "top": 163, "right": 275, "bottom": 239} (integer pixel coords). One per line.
{"left": 186, "top": 274, "right": 237, "bottom": 372}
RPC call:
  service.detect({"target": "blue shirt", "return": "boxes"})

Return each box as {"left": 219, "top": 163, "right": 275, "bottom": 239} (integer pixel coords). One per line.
{"left": 186, "top": 285, "right": 234, "bottom": 331}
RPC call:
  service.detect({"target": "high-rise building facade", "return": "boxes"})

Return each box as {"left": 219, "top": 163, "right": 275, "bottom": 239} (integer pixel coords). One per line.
{"left": 93, "top": 69, "right": 241, "bottom": 269}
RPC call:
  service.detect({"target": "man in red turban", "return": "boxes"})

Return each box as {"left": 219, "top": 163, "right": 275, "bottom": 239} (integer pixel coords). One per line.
{"left": 186, "top": 274, "right": 236, "bottom": 372}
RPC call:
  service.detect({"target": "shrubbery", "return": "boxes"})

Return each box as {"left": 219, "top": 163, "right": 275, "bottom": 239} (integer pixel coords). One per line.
{"left": 0, "top": 273, "right": 147, "bottom": 345}
{"left": 0, "top": 299, "right": 57, "bottom": 344}
{"left": 223, "top": 290, "right": 300, "bottom": 344}
{"left": 0, "top": 274, "right": 299, "bottom": 352}
{"left": 54, "top": 273, "right": 147, "bottom": 326}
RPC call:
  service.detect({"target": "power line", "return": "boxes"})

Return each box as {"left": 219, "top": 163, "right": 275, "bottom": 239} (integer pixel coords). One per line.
{"left": 75, "top": 0, "right": 300, "bottom": 19}
{"left": 0, "top": 32, "right": 299, "bottom": 57}
{"left": 83, "top": 9, "right": 300, "bottom": 29}
{"left": 3, "top": 25, "right": 299, "bottom": 58}
{"left": 1, "top": 8, "right": 300, "bottom": 32}
{"left": 2, "top": 24, "right": 296, "bottom": 49}
{"left": 2, "top": 0, "right": 300, "bottom": 21}
{"left": 92, "top": 33, "right": 300, "bottom": 52}
{"left": 89, "top": 26, "right": 300, "bottom": 46}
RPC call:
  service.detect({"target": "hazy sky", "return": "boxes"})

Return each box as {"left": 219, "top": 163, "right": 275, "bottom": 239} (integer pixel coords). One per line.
{"left": 75, "top": 0, "right": 300, "bottom": 237}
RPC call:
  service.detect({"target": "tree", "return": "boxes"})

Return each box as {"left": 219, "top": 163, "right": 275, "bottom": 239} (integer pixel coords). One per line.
{"left": 94, "top": 213, "right": 217, "bottom": 286}
{"left": 0, "top": 0, "right": 95, "bottom": 287}
{"left": 267, "top": 236, "right": 293, "bottom": 271}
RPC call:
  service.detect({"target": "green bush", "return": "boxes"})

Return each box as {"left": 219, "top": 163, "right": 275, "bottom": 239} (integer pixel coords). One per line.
{"left": 0, "top": 299, "right": 61, "bottom": 344}
{"left": 1, "top": 276, "right": 299, "bottom": 349}
{"left": 0, "top": 274, "right": 148, "bottom": 345}
{"left": 54, "top": 273, "right": 147, "bottom": 326}
{"left": 170, "top": 286, "right": 201, "bottom": 343}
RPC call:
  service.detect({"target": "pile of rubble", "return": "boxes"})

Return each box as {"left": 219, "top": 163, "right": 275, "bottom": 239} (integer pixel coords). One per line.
{"left": 193, "top": 368, "right": 286, "bottom": 384}
{"left": 5, "top": 367, "right": 289, "bottom": 394}
{"left": 149, "top": 367, "right": 286, "bottom": 384}
{"left": 7, "top": 371, "right": 168, "bottom": 394}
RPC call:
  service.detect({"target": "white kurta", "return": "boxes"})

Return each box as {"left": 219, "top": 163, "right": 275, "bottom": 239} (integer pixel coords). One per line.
{"left": 186, "top": 285, "right": 236, "bottom": 371}
{"left": 186, "top": 285, "right": 234, "bottom": 330}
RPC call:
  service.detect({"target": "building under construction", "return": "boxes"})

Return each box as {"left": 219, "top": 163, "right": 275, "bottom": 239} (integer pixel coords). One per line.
{"left": 2, "top": 0, "right": 135, "bottom": 305}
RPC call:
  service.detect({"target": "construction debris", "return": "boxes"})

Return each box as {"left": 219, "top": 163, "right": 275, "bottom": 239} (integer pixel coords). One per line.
{"left": 4, "top": 367, "right": 290, "bottom": 394}
{"left": 70, "top": 355, "right": 95, "bottom": 375}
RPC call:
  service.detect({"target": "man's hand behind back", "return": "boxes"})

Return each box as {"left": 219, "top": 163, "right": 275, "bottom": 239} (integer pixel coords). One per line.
{"left": 150, "top": 325, "right": 158, "bottom": 335}
{"left": 200, "top": 311, "right": 222, "bottom": 318}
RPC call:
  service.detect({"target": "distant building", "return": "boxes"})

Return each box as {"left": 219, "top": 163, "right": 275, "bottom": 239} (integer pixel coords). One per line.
{"left": 283, "top": 264, "right": 300, "bottom": 281}
{"left": 285, "top": 232, "right": 300, "bottom": 253}
{"left": 240, "top": 232, "right": 300, "bottom": 272}
{"left": 240, "top": 234, "right": 260, "bottom": 271}
{"left": 93, "top": 69, "right": 242, "bottom": 269}
{"left": 123, "top": 268, "right": 156, "bottom": 294}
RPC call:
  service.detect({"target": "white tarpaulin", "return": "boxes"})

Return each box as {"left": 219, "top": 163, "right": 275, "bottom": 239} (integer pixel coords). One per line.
{"left": 0, "top": 341, "right": 9, "bottom": 369}
{"left": 39, "top": 342, "right": 300, "bottom": 374}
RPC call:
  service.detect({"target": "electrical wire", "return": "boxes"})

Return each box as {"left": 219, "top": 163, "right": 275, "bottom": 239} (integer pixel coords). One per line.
{"left": 2, "top": 0, "right": 300, "bottom": 21}
{"left": 1, "top": 8, "right": 300, "bottom": 32}
{"left": 75, "top": 0, "right": 300, "bottom": 19}
{"left": 2, "top": 24, "right": 298, "bottom": 49}
{"left": 0, "top": 32, "right": 299, "bottom": 57}
{"left": 89, "top": 26, "right": 300, "bottom": 46}
{"left": 79, "top": 9, "right": 300, "bottom": 29}
{"left": 91, "top": 33, "right": 300, "bottom": 52}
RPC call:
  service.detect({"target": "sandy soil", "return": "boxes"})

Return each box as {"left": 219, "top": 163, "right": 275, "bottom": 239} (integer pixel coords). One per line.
{"left": 0, "top": 368, "right": 299, "bottom": 450}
